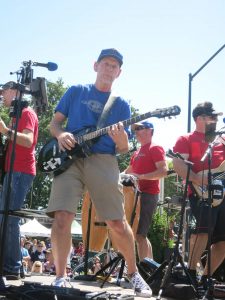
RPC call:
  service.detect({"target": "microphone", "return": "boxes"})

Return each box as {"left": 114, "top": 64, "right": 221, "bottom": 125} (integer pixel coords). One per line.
{"left": 32, "top": 61, "right": 58, "bottom": 71}
{"left": 166, "top": 149, "right": 194, "bottom": 166}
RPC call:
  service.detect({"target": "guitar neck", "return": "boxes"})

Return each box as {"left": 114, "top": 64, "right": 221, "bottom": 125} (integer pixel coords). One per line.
{"left": 78, "top": 105, "right": 181, "bottom": 143}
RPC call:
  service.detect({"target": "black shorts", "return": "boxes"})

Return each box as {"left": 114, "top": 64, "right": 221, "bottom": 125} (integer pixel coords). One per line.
{"left": 136, "top": 193, "right": 158, "bottom": 237}
{"left": 189, "top": 194, "right": 225, "bottom": 244}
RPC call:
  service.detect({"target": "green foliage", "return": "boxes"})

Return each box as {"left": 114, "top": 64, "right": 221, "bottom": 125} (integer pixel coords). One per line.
{"left": 148, "top": 208, "right": 169, "bottom": 262}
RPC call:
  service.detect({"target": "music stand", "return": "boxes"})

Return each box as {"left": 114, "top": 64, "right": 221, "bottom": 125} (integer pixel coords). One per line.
{"left": 94, "top": 175, "right": 140, "bottom": 288}
{"left": 150, "top": 150, "right": 199, "bottom": 300}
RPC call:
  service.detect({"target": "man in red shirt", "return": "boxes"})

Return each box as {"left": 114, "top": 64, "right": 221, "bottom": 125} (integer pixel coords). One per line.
{"left": 0, "top": 81, "right": 38, "bottom": 280}
{"left": 173, "top": 101, "right": 225, "bottom": 286}
{"left": 125, "top": 121, "right": 167, "bottom": 261}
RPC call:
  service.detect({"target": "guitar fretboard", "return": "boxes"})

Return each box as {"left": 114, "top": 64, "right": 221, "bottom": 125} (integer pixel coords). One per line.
{"left": 76, "top": 105, "right": 181, "bottom": 144}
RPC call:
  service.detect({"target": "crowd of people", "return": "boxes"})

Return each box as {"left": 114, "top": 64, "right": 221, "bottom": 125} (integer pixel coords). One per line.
{"left": 20, "top": 237, "right": 55, "bottom": 278}
{"left": 20, "top": 237, "right": 104, "bottom": 278}
{"left": 0, "top": 47, "right": 225, "bottom": 298}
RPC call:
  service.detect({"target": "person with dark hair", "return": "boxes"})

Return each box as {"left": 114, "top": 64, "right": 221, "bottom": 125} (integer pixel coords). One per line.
{"left": 172, "top": 101, "right": 225, "bottom": 286}
{"left": 0, "top": 82, "right": 38, "bottom": 280}
{"left": 46, "top": 49, "right": 152, "bottom": 297}
{"left": 125, "top": 120, "right": 167, "bottom": 261}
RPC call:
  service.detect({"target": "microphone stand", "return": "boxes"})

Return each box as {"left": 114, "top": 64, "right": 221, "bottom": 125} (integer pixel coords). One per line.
{"left": 0, "top": 85, "right": 25, "bottom": 290}
{"left": 156, "top": 150, "right": 198, "bottom": 300}
{"left": 200, "top": 136, "right": 222, "bottom": 300}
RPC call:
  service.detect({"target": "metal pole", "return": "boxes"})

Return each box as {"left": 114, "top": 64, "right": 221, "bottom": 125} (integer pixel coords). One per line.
{"left": 187, "top": 44, "right": 225, "bottom": 132}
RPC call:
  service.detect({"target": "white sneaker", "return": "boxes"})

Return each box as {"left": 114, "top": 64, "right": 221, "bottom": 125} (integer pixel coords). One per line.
{"left": 129, "top": 272, "right": 152, "bottom": 298}
{"left": 52, "top": 276, "right": 67, "bottom": 287}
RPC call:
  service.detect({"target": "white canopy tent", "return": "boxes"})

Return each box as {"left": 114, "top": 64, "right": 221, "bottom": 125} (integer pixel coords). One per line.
{"left": 20, "top": 218, "right": 51, "bottom": 237}
{"left": 20, "top": 218, "right": 82, "bottom": 239}
{"left": 71, "top": 220, "right": 82, "bottom": 239}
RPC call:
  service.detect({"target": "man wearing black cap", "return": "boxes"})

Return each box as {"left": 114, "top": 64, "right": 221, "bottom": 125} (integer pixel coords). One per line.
{"left": 125, "top": 120, "right": 168, "bottom": 261}
{"left": 0, "top": 82, "right": 38, "bottom": 280}
{"left": 173, "top": 101, "right": 225, "bottom": 287}
{"left": 46, "top": 49, "right": 152, "bottom": 296}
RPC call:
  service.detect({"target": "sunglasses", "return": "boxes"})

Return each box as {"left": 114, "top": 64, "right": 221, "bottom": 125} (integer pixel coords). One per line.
{"left": 134, "top": 126, "right": 146, "bottom": 131}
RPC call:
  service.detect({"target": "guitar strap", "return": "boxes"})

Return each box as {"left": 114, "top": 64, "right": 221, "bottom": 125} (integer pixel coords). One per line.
{"left": 96, "top": 94, "right": 117, "bottom": 129}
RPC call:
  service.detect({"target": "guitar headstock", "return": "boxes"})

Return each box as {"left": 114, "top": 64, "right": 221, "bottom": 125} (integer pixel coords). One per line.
{"left": 152, "top": 105, "right": 181, "bottom": 119}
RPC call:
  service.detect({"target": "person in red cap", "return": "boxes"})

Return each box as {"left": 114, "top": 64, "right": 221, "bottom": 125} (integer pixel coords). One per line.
{"left": 46, "top": 48, "right": 152, "bottom": 297}
{"left": 173, "top": 101, "right": 225, "bottom": 288}
{"left": 125, "top": 120, "right": 168, "bottom": 261}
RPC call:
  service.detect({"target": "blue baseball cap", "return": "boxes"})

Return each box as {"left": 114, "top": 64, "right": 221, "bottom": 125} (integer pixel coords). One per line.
{"left": 131, "top": 121, "right": 154, "bottom": 131}
{"left": 97, "top": 48, "right": 123, "bottom": 66}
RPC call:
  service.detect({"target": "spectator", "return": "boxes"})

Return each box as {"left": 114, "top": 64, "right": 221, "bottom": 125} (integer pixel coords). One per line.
{"left": 92, "top": 256, "right": 102, "bottom": 274}
{"left": 43, "top": 248, "right": 55, "bottom": 274}
{"left": 75, "top": 242, "right": 84, "bottom": 257}
{"left": 20, "top": 237, "right": 31, "bottom": 274}
{"left": 31, "top": 261, "right": 43, "bottom": 274}
{"left": 30, "top": 242, "right": 46, "bottom": 265}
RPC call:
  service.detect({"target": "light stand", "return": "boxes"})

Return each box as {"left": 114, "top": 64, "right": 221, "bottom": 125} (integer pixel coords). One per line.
{"left": 187, "top": 44, "right": 225, "bottom": 133}
{"left": 0, "top": 61, "right": 35, "bottom": 290}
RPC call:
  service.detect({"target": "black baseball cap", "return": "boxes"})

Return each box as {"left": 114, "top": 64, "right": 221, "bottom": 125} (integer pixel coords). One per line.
{"left": 192, "top": 102, "right": 223, "bottom": 120}
{"left": 1, "top": 81, "right": 17, "bottom": 90}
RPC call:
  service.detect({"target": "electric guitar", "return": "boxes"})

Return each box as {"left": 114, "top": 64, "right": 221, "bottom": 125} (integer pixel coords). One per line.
{"left": 192, "top": 160, "right": 225, "bottom": 207}
{"left": 37, "top": 105, "right": 181, "bottom": 176}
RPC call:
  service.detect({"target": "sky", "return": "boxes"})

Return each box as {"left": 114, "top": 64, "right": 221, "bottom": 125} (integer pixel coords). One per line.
{"left": 1, "top": 0, "right": 225, "bottom": 151}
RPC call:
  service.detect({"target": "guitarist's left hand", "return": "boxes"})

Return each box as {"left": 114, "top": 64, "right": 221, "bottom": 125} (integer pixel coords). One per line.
{"left": 108, "top": 122, "right": 129, "bottom": 154}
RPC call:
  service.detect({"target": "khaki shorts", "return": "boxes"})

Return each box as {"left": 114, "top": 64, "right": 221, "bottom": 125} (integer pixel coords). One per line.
{"left": 46, "top": 154, "right": 125, "bottom": 221}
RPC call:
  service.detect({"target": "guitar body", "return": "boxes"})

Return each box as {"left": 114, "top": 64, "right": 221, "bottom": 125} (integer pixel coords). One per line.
{"left": 192, "top": 161, "right": 225, "bottom": 207}
{"left": 38, "top": 127, "right": 98, "bottom": 176}
{"left": 37, "top": 138, "right": 85, "bottom": 176}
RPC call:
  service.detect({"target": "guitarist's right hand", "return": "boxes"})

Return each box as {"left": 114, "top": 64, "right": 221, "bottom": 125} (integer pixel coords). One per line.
{"left": 57, "top": 132, "right": 76, "bottom": 152}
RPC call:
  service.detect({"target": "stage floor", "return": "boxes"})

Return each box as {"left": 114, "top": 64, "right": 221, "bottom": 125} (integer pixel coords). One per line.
{"left": 0, "top": 274, "right": 175, "bottom": 300}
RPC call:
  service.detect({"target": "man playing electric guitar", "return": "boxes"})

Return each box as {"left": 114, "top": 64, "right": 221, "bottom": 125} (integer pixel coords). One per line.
{"left": 172, "top": 101, "right": 225, "bottom": 287}
{"left": 46, "top": 48, "right": 152, "bottom": 297}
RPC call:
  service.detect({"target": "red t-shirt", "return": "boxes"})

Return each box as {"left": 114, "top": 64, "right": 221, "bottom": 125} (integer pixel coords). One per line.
{"left": 130, "top": 142, "right": 166, "bottom": 194}
{"left": 5, "top": 107, "right": 38, "bottom": 175}
{"left": 173, "top": 131, "right": 225, "bottom": 173}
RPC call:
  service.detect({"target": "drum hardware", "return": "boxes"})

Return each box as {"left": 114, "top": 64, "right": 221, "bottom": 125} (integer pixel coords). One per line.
{"left": 73, "top": 200, "right": 96, "bottom": 281}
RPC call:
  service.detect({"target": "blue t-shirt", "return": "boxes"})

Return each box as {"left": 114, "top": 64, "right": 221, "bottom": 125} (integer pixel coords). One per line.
{"left": 21, "top": 247, "right": 30, "bottom": 258}
{"left": 55, "top": 84, "right": 131, "bottom": 155}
